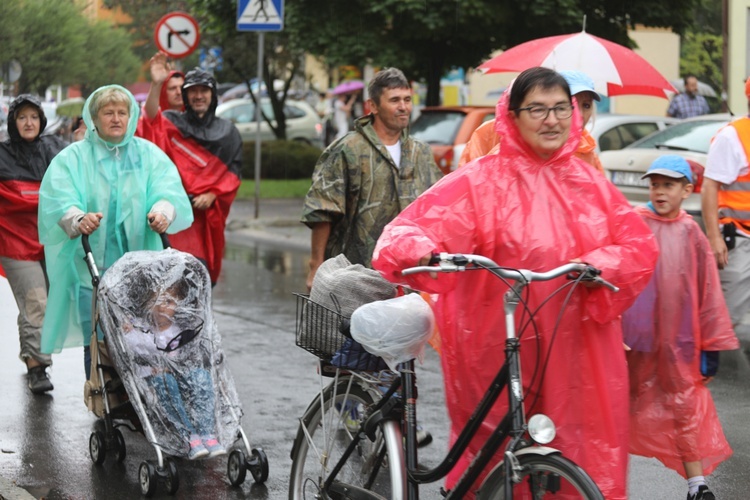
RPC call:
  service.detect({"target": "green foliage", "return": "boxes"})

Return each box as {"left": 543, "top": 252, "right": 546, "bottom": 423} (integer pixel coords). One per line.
{"left": 236, "top": 179, "right": 311, "bottom": 200}
{"left": 0, "top": 0, "right": 140, "bottom": 95}
{"left": 241, "top": 140, "right": 322, "bottom": 180}
{"left": 679, "top": 31, "right": 723, "bottom": 97}
{"left": 285, "top": 0, "right": 701, "bottom": 105}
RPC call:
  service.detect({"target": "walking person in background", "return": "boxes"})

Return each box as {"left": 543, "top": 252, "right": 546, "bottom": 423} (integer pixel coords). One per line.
{"left": 332, "top": 92, "right": 357, "bottom": 141}
{"left": 138, "top": 52, "right": 242, "bottom": 286}
{"left": 38, "top": 85, "right": 193, "bottom": 379}
{"left": 701, "top": 76, "right": 750, "bottom": 328}
{"left": 0, "top": 94, "right": 67, "bottom": 394}
{"left": 667, "top": 75, "right": 710, "bottom": 119}
{"left": 372, "top": 67, "right": 658, "bottom": 498}
{"left": 301, "top": 67, "right": 442, "bottom": 290}
{"left": 624, "top": 155, "right": 738, "bottom": 500}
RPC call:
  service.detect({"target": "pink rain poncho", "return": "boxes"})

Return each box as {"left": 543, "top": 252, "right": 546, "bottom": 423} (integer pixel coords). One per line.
{"left": 372, "top": 89, "right": 658, "bottom": 498}
{"left": 623, "top": 207, "right": 738, "bottom": 477}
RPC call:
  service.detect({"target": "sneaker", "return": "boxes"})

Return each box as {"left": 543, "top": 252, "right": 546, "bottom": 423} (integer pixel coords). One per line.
{"left": 202, "top": 436, "right": 226, "bottom": 458}
{"left": 687, "top": 485, "right": 716, "bottom": 500}
{"left": 27, "top": 366, "right": 53, "bottom": 394}
{"left": 188, "top": 438, "right": 209, "bottom": 460}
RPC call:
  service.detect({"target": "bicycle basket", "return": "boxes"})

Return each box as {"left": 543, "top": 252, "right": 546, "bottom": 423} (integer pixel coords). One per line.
{"left": 294, "top": 293, "right": 387, "bottom": 371}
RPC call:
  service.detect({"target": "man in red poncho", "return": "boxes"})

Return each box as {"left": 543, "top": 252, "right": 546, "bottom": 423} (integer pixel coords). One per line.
{"left": 372, "top": 67, "right": 658, "bottom": 498}
{"left": 623, "top": 155, "right": 738, "bottom": 500}
{"left": 138, "top": 52, "right": 241, "bottom": 285}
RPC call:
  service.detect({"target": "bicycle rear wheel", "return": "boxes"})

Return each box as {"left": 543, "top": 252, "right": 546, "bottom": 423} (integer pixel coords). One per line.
{"left": 289, "top": 375, "right": 405, "bottom": 499}
{"left": 477, "top": 453, "right": 604, "bottom": 500}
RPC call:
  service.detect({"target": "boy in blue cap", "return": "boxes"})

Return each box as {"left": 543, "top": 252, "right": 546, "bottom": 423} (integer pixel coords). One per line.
{"left": 622, "top": 155, "right": 739, "bottom": 500}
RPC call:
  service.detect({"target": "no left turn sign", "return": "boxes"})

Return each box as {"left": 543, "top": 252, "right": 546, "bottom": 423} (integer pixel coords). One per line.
{"left": 154, "top": 12, "right": 201, "bottom": 59}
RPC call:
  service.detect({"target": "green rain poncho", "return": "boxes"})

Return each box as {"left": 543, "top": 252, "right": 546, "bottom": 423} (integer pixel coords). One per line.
{"left": 38, "top": 85, "right": 193, "bottom": 353}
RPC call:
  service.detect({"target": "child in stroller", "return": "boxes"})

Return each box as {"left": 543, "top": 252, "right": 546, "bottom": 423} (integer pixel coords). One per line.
{"left": 124, "top": 274, "right": 226, "bottom": 459}
{"left": 97, "top": 248, "right": 240, "bottom": 459}
{"left": 88, "top": 247, "right": 268, "bottom": 495}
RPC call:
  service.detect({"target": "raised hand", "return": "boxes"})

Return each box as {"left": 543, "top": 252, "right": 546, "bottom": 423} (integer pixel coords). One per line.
{"left": 149, "top": 52, "right": 171, "bottom": 85}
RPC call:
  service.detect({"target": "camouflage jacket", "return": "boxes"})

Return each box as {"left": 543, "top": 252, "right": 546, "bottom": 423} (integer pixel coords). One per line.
{"left": 301, "top": 114, "right": 442, "bottom": 267}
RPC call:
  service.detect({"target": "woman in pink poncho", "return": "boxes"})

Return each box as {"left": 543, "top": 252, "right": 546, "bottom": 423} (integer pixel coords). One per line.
{"left": 372, "top": 67, "right": 658, "bottom": 499}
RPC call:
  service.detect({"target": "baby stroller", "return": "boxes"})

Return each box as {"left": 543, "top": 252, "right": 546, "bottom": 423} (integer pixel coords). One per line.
{"left": 81, "top": 235, "right": 269, "bottom": 496}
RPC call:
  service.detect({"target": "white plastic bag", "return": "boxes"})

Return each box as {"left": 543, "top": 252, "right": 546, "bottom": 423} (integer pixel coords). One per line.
{"left": 350, "top": 294, "right": 435, "bottom": 371}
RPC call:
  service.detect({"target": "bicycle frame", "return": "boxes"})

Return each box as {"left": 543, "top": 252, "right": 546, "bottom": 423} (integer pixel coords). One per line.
{"left": 300, "top": 254, "right": 615, "bottom": 500}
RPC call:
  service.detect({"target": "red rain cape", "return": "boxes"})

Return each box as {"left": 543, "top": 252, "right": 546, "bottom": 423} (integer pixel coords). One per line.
{"left": 0, "top": 131, "right": 66, "bottom": 276}
{"left": 0, "top": 180, "right": 43, "bottom": 264}
{"left": 138, "top": 111, "right": 240, "bottom": 283}
{"left": 372, "top": 90, "right": 658, "bottom": 499}
{"left": 623, "top": 207, "right": 738, "bottom": 477}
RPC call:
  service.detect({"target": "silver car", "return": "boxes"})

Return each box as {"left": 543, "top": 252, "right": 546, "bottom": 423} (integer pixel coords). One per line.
{"left": 215, "top": 97, "right": 323, "bottom": 148}
{"left": 599, "top": 113, "right": 734, "bottom": 225}
{"left": 587, "top": 113, "right": 678, "bottom": 153}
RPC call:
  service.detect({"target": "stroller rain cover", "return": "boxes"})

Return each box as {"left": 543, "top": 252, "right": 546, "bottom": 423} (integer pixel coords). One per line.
{"left": 97, "top": 249, "right": 243, "bottom": 458}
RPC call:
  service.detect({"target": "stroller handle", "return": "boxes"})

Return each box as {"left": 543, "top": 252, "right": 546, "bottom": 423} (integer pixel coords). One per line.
{"left": 81, "top": 230, "right": 171, "bottom": 286}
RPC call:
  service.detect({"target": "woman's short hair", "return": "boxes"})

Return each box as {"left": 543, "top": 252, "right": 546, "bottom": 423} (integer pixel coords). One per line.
{"left": 89, "top": 88, "right": 131, "bottom": 120}
{"left": 509, "top": 67, "right": 571, "bottom": 114}
{"left": 367, "top": 68, "right": 410, "bottom": 106}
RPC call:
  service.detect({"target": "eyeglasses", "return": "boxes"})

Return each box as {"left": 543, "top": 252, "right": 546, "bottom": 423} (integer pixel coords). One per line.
{"left": 516, "top": 104, "right": 574, "bottom": 120}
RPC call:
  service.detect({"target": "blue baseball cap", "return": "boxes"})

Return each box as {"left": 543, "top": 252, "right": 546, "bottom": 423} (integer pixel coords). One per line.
{"left": 559, "top": 70, "right": 600, "bottom": 101}
{"left": 641, "top": 155, "right": 693, "bottom": 183}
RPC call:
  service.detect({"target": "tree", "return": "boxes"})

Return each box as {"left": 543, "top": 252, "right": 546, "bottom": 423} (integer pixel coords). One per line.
{"left": 187, "top": 0, "right": 302, "bottom": 140}
{"left": 286, "top": 0, "right": 701, "bottom": 106}
{"left": 0, "top": 0, "right": 140, "bottom": 97}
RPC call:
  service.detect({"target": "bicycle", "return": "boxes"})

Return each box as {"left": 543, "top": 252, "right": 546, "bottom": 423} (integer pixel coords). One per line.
{"left": 289, "top": 253, "right": 617, "bottom": 499}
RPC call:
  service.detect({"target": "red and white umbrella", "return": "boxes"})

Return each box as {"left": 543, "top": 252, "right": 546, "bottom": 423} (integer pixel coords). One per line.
{"left": 477, "top": 31, "right": 677, "bottom": 99}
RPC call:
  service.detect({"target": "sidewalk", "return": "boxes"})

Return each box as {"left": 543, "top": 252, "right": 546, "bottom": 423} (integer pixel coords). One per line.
{"left": 225, "top": 197, "right": 309, "bottom": 252}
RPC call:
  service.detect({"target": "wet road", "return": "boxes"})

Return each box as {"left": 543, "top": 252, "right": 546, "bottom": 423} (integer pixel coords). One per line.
{"left": 1, "top": 234, "right": 750, "bottom": 499}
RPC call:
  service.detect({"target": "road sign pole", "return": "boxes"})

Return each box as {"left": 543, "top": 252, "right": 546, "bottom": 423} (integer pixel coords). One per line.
{"left": 254, "top": 32, "right": 264, "bottom": 219}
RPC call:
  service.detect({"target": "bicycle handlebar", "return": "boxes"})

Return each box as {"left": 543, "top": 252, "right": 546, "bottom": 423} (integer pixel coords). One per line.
{"left": 402, "top": 252, "right": 619, "bottom": 292}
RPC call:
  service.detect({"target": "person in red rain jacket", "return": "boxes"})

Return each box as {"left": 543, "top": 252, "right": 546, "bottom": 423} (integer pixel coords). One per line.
{"left": 373, "top": 67, "right": 658, "bottom": 499}
{"left": 138, "top": 52, "right": 241, "bottom": 285}
{"left": 0, "top": 94, "right": 66, "bottom": 394}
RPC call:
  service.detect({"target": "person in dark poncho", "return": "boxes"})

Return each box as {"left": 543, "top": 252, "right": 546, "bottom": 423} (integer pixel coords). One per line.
{"left": 138, "top": 52, "right": 242, "bottom": 285}
{"left": 0, "top": 94, "right": 66, "bottom": 394}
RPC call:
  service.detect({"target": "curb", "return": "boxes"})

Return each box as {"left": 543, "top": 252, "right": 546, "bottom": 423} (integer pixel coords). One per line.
{"left": 0, "top": 476, "right": 36, "bottom": 500}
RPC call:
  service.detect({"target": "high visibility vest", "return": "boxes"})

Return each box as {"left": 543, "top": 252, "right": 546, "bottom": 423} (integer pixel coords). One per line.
{"left": 718, "top": 118, "right": 750, "bottom": 230}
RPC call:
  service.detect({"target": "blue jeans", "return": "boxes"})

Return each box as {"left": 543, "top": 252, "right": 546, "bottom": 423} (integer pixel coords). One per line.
{"left": 147, "top": 368, "right": 216, "bottom": 438}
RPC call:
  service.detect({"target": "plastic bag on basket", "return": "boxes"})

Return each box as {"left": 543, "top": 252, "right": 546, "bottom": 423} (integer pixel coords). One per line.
{"left": 350, "top": 294, "right": 435, "bottom": 371}
{"left": 304, "top": 254, "right": 396, "bottom": 356}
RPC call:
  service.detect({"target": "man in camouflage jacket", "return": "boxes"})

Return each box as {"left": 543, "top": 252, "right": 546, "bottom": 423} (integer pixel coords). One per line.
{"left": 302, "top": 67, "right": 442, "bottom": 289}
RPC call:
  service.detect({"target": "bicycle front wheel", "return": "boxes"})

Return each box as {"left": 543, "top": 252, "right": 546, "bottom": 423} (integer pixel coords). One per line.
{"left": 477, "top": 453, "right": 604, "bottom": 500}
{"left": 289, "top": 376, "right": 405, "bottom": 499}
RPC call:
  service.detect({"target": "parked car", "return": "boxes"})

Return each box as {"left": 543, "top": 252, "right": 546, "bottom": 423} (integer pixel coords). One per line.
{"left": 588, "top": 114, "right": 678, "bottom": 153}
{"left": 215, "top": 97, "right": 323, "bottom": 148}
{"left": 599, "top": 113, "right": 734, "bottom": 226}
{"left": 409, "top": 105, "right": 495, "bottom": 175}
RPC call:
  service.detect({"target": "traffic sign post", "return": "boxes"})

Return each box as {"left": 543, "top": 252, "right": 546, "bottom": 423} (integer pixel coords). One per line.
{"left": 154, "top": 12, "right": 201, "bottom": 59}
{"left": 236, "top": 0, "right": 284, "bottom": 217}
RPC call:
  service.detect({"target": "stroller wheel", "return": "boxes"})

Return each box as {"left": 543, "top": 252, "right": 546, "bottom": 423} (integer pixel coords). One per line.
{"left": 227, "top": 449, "right": 247, "bottom": 486}
{"left": 249, "top": 448, "right": 269, "bottom": 484}
{"left": 163, "top": 458, "right": 179, "bottom": 495}
{"left": 139, "top": 461, "right": 157, "bottom": 497}
{"left": 89, "top": 431, "right": 106, "bottom": 465}
{"left": 113, "top": 428, "right": 126, "bottom": 463}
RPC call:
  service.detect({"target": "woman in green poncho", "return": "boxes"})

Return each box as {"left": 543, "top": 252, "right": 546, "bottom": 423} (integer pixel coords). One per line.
{"left": 38, "top": 85, "right": 193, "bottom": 379}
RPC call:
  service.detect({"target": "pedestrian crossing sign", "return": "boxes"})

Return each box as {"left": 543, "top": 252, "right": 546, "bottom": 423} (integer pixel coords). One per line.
{"left": 237, "top": 0, "right": 284, "bottom": 32}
